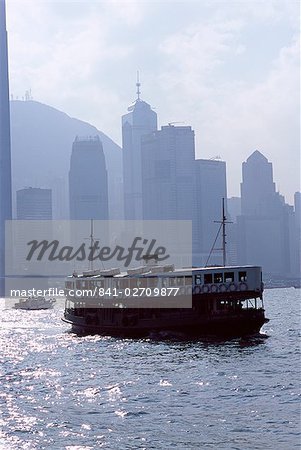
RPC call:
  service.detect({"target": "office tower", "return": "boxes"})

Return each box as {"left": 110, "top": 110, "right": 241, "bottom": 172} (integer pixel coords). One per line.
{"left": 69, "top": 136, "right": 109, "bottom": 220}
{"left": 141, "top": 124, "right": 195, "bottom": 221}
{"left": 227, "top": 197, "right": 241, "bottom": 223}
{"left": 122, "top": 80, "right": 157, "bottom": 219}
{"left": 294, "top": 192, "right": 301, "bottom": 231}
{"left": 16, "top": 187, "right": 52, "bottom": 220}
{"left": 15, "top": 188, "right": 52, "bottom": 277}
{"left": 237, "top": 150, "right": 295, "bottom": 277}
{"left": 226, "top": 196, "right": 242, "bottom": 266}
{"left": 0, "top": 0, "right": 12, "bottom": 295}
{"left": 241, "top": 150, "right": 279, "bottom": 216}
{"left": 194, "top": 159, "right": 228, "bottom": 265}
{"left": 294, "top": 192, "right": 301, "bottom": 276}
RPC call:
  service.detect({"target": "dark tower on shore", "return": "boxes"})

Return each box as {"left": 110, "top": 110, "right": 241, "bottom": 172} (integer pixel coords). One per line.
{"left": 0, "top": 0, "right": 12, "bottom": 296}
{"left": 69, "top": 136, "right": 109, "bottom": 220}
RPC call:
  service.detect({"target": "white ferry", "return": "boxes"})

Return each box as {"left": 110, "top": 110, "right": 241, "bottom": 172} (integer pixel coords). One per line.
{"left": 62, "top": 264, "right": 269, "bottom": 338}
{"left": 14, "top": 296, "right": 56, "bottom": 310}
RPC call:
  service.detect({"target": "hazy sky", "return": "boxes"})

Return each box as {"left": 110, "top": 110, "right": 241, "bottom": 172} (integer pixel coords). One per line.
{"left": 6, "top": 0, "right": 300, "bottom": 203}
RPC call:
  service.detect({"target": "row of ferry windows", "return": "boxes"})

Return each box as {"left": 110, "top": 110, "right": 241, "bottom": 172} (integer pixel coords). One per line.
{"left": 195, "top": 271, "right": 247, "bottom": 285}
{"left": 67, "top": 271, "right": 247, "bottom": 289}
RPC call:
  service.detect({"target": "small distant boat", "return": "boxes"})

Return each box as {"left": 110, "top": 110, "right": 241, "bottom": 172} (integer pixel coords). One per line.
{"left": 14, "top": 296, "right": 56, "bottom": 310}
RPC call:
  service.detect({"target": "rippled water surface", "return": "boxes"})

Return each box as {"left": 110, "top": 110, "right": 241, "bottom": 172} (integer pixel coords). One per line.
{"left": 0, "top": 288, "right": 300, "bottom": 449}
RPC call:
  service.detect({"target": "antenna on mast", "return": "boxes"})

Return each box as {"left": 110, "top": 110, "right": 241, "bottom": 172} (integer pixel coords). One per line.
{"left": 84, "top": 219, "right": 104, "bottom": 271}
{"left": 168, "top": 121, "right": 184, "bottom": 126}
{"left": 89, "top": 219, "right": 94, "bottom": 271}
{"left": 136, "top": 70, "right": 141, "bottom": 100}
{"left": 221, "top": 198, "right": 228, "bottom": 266}
{"left": 205, "top": 198, "right": 232, "bottom": 267}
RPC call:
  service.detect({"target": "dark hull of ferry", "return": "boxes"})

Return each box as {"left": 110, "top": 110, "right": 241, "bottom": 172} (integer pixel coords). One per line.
{"left": 63, "top": 309, "right": 268, "bottom": 339}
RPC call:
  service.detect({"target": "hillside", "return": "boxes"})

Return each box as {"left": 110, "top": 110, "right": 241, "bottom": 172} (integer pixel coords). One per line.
{"left": 10, "top": 100, "right": 123, "bottom": 218}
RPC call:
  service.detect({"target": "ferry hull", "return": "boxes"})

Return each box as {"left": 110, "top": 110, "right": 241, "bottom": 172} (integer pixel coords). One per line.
{"left": 15, "top": 305, "right": 54, "bottom": 310}
{"left": 63, "top": 309, "right": 268, "bottom": 339}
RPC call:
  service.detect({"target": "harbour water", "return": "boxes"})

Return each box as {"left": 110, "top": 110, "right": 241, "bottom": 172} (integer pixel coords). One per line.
{"left": 0, "top": 288, "right": 300, "bottom": 449}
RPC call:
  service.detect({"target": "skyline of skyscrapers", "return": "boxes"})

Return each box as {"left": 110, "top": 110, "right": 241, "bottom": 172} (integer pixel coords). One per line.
{"left": 0, "top": 0, "right": 12, "bottom": 295}
{"left": 0, "top": 1, "right": 299, "bottom": 283}
{"left": 9, "top": 89, "right": 298, "bottom": 280}
{"left": 3, "top": 81, "right": 300, "bottom": 281}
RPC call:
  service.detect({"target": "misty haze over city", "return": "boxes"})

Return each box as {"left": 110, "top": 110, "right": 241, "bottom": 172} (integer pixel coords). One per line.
{"left": 2, "top": 0, "right": 299, "bottom": 284}
{"left": 0, "top": 3, "right": 301, "bottom": 449}
{"left": 6, "top": 0, "right": 300, "bottom": 203}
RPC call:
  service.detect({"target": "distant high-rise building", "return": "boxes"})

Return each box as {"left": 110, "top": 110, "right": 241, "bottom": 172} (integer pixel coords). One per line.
{"left": 0, "top": 0, "right": 12, "bottom": 295}
{"left": 194, "top": 159, "right": 227, "bottom": 265}
{"left": 237, "top": 150, "right": 296, "bottom": 277}
{"left": 294, "top": 191, "right": 301, "bottom": 276}
{"left": 294, "top": 192, "right": 301, "bottom": 232}
{"left": 141, "top": 125, "right": 195, "bottom": 221}
{"left": 227, "top": 197, "right": 241, "bottom": 223}
{"left": 241, "top": 150, "right": 279, "bottom": 217}
{"left": 122, "top": 80, "right": 157, "bottom": 219}
{"left": 69, "top": 136, "right": 108, "bottom": 220}
{"left": 16, "top": 187, "right": 52, "bottom": 220}
{"left": 226, "top": 196, "right": 242, "bottom": 266}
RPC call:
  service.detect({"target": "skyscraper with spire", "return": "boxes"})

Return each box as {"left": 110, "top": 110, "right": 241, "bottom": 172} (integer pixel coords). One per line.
{"left": 122, "top": 75, "right": 157, "bottom": 219}
{"left": 0, "top": 0, "right": 12, "bottom": 296}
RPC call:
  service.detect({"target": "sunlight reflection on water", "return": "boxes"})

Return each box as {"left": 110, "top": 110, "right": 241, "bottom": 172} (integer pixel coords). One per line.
{"left": 0, "top": 289, "right": 300, "bottom": 449}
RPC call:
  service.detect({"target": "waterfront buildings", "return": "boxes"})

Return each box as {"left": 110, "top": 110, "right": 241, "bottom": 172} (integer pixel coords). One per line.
{"left": 141, "top": 124, "right": 229, "bottom": 266}
{"left": 293, "top": 191, "right": 301, "bottom": 277}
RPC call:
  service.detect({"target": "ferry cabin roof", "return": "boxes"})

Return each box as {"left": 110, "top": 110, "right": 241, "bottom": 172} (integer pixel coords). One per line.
{"left": 69, "top": 266, "right": 261, "bottom": 281}
{"left": 66, "top": 266, "right": 263, "bottom": 299}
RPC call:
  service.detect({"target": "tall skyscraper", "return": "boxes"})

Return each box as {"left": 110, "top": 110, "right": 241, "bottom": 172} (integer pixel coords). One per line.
{"left": 16, "top": 188, "right": 52, "bottom": 220}
{"left": 227, "top": 197, "right": 241, "bottom": 223}
{"left": 122, "top": 79, "right": 157, "bottom": 219}
{"left": 294, "top": 192, "right": 301, "bottom": 232}
{"left": 141, "top": 124, "right": 195, "bottom": 221}
{"left": 194, "top": 159, "right": 227, "bottom": 265}
{"left": 0, "top": 0, "right": 12, "bottom": 295}
{"left": 69, "top": 136, "right": 109, "bottom": 220}
{"left": 237, "top": 150, "right": 295, "bottom": 276}
{"left": 241, "top": 150, "right": 278, "bottom": 216}
{"left": 294, "top": 191, "right": 301, "bottom": 276}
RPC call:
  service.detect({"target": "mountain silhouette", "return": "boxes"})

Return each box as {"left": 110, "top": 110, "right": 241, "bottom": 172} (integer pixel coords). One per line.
{"left": 10, "top": 100, "right": 123, "bottom": 218}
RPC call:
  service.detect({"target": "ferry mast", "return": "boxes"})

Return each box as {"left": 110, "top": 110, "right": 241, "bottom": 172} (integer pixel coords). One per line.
{"left": 206, "top": 198, "right": 232, "bottom": 267}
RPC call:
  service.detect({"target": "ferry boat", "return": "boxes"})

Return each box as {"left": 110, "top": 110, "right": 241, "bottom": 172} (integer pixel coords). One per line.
{"left": 62, "top": 203, "right": 269, "bottom": 338}
{"left": 14, "top": 296, "right": 56, "bottom": 310}
{"left": 62, "top": 264, "right": 269, "bottom": 338}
